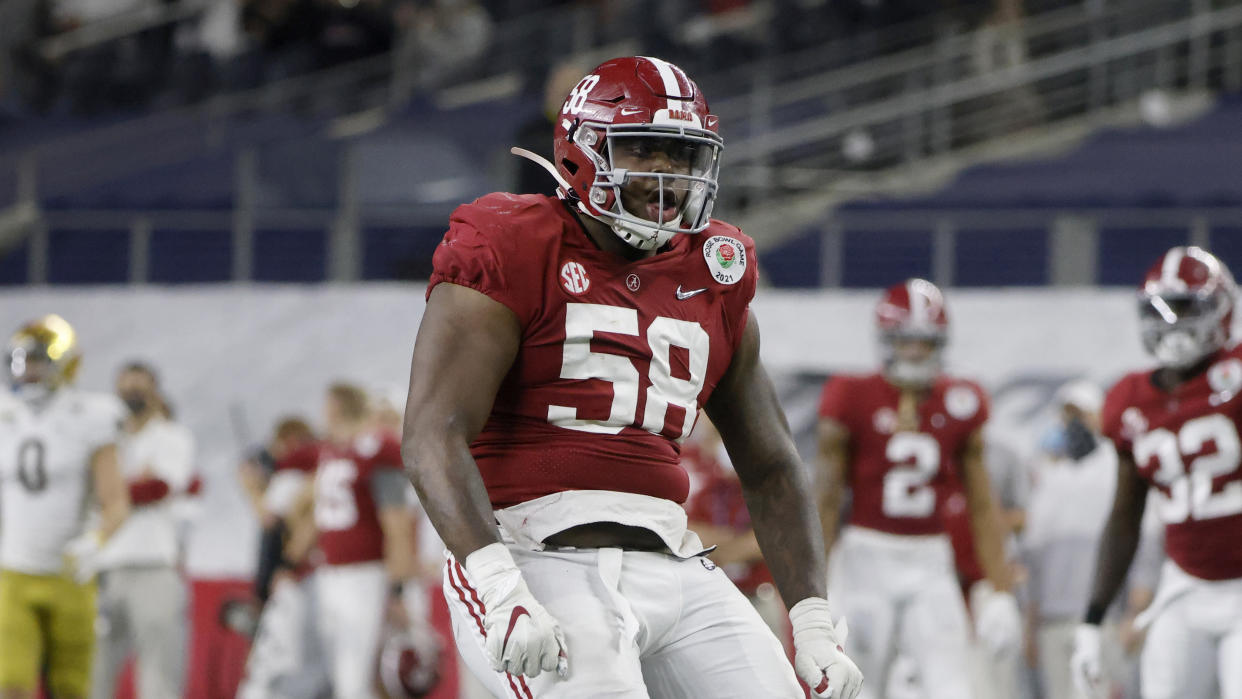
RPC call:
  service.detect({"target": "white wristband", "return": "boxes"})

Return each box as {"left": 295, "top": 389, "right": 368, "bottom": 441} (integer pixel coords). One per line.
{"left": 789, "top": 596, "right": 833, "bottom": 625}
{"left": 463, "top": 542, "right": 522, "bottom": 607}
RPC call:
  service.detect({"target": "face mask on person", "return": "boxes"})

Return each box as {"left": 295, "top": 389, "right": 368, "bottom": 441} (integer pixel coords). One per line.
{"left": 1042, "top": 418, "right": 1097, "bottom": 461}
{"left": 121, "top": 392, "right": 148, "bottom": 415}
{"left": 1063, "top": 417, "right": 1098, "bottom": 460}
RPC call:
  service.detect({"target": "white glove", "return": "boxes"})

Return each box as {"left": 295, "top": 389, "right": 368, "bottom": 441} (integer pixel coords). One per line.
{"left": 1070, "top": 623, "right": 1106, "bottom": 699}
{"left": 64, "top": 532, "right": 102, "bottom": 584}
{"left": 789, "top": 597, "right": 864, "bottom": 699}
{"left": 463, "top": 543, "right": 568, "bottom": 679}
{"left": 973, "top": 582, "right": 1022, "bottom": 656}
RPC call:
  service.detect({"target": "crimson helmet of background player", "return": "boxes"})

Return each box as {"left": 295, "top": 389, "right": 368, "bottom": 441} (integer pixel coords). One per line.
{"left": 530, "top": 56, "right": 725, "bottom": 251}
{"left": 874, "top": 278, "right": 949, "bottom": 387}
{"left": 1138, "top": 245, "right": 1237, "bottom": 369}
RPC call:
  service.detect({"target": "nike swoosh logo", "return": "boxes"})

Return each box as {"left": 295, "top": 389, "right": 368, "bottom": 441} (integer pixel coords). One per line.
{"left": 675, "top": 285, "right": 707, "bottom": 300}
{"left": 503, "top": 606, "right": 531, "bottom": 649}
{"left": 620, "top": 106, "right": 644, "bottom": 115}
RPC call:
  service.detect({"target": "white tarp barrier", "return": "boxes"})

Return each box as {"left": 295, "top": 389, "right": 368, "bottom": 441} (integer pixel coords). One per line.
{"left": 0, "top": 284, "right": 1164, "bottom": 576}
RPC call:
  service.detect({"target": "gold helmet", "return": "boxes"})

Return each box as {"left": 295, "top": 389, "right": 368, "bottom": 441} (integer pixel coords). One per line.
{"left": 8, "top": 314, "right": 81, "bottom": 395}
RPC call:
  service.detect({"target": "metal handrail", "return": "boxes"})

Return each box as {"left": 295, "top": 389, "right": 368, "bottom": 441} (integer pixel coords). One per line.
{"left": 727, "top": 2, "right": 1242, "bottom": 163}
{"left": 712, "top": 2, "right": 1113, "bottom": 121}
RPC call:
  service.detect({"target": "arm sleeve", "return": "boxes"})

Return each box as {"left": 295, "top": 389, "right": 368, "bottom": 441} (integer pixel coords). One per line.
{"left": 128, "top": 478, "right": 171, "bottom": 505}
{"left": 427, "top": 207, "right": 534, "bottom": 325}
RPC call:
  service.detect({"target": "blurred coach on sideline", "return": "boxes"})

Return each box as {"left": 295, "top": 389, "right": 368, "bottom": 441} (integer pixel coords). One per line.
{"left": 90, "top": 362, "right": 196, "bottom": 699}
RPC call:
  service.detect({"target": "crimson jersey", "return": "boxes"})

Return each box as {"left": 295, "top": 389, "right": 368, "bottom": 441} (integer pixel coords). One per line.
{"left": 281, "top": 432, "right": 403, "bottom": 565}
{"left": 819, "top": 372, "right": 989, "bottom": 536}
{"left": 428, "top": 193, "right": 758, "bottom": 508}
{"left": 1101, "top": 344, "right": 1242, "bottom": 580}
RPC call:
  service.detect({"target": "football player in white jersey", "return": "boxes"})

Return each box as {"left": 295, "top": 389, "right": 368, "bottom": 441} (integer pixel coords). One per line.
{"left": 0, "top": 315, "right": 130, "bottom": 699}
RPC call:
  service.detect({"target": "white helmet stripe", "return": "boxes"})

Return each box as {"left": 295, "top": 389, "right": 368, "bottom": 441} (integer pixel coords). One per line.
{"left": 642, "top": 56, "right": 684, "bottom": 112}
{"left": 1161, "top": 247, "right": 1188, "bottom": 292}
{"left": 907, "top": 279, "right": 928, "bottom": 324}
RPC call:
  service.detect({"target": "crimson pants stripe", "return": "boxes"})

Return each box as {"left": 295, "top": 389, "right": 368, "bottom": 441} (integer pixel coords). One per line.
{"left": 446, "top": 558, "right": 487, "bottom": 637}
{"left": 446, "top": 557, "right": 536, "bottom": 699}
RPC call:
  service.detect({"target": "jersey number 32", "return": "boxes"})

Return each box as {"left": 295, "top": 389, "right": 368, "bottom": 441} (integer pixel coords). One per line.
{"left": 1133, "top": 414, "right": 1242, "bottom": 523}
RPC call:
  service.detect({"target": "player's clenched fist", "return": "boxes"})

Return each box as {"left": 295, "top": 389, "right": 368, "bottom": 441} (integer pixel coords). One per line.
{"left": 464, "top": 543, "right": 568, "bottom": 679}
{"left": 790, "top": 597, "right": 864, "bottom": 699}
{"left": 1070, "top": 623, "right": 1106, "bottom": 699}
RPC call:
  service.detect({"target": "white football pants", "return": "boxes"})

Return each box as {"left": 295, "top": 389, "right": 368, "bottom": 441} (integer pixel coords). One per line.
{"left": 828, "top": 525, "right": 974, "bottom": 699}
{"left": 444, "top": 544, "right": 802, "bottom": 698}
{"left": 1140, "top": 560, "right": 1242, "bottom": 699}
{"left": 316, "top": 561, "right": 388, "bottom": 699}
{"left": 237, "top": 574, "right": 327, "bottom": 699}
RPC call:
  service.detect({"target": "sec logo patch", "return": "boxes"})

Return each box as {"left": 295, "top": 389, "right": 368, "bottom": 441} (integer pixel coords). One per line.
{"left": 560, "top": 261, "right": 590, "bottom": 295}
{"left": 703, "top": 235, "right": 747, "bottom": 285}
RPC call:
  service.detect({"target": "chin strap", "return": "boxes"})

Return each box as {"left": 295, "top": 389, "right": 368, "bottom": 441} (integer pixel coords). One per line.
{"left": 510, "top": 146, "right": 678, "bottom": 251}
{"left": 511, "top": 145, "right": 606, "bottom": 228}
{"left": 510, "top": 147, "right": 574, "bottom": 195}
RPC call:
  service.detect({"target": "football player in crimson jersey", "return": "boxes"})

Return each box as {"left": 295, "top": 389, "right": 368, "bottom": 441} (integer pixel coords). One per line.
{"left": 280, "top": 384, "right": 418, "bottom": 699}
{"left": 1072, "top": 246, "right": 1242, "bottom": 699}
{"left": 816, "top": 279, "right": 1019, "bottom": 699}
{"left": 403, "top": 56, "right": 863, "bottom": 699}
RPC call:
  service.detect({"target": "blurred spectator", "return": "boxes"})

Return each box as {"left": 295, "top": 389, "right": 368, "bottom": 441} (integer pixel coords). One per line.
{"left": 942, "top": 438, "right": 1028, "bottom": 699}
{"left": 91, "top": 361, "right": 195, "bottom": 699}
{"left": 235, "top": 415, "right": 327, "bottom": 699}
{"left": 2, "top": 0, "right": 59, "bottom": 113}
{"left": 393, "top": 0, "right": 492, "bottom": 96}
{"left": 1021, "top": 380, "right": 1115, "bottom": 699}
{"left": 511, "top": 57, "right": 591, "bottom": 195}
{"left": 238, "top": 415, "right": 316, "bottom": 601}
{"left": 279, "top": 382, "right": 417, "bottom": 698}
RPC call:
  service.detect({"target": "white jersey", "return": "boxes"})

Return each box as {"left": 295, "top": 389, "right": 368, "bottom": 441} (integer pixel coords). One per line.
{"left": 0, "top": 389, "right": 124, "bottom": 574}
{"left": 96, "top": 416, "right": 195, "bottom": 569}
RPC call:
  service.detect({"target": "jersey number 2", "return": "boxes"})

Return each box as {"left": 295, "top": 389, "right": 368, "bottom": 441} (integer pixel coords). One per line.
{"left": 883, "top": 432, "right": 940, "bottom": 518}
{"left": 549, "top": 303, "right": 709, "bottom": 440}
{"left": 1133, "top": 414, "right": 1242, "bottom": 523}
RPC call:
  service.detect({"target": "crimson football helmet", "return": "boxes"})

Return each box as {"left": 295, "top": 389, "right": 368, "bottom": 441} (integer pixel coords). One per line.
{"left": 515, "top": 56, "right": 723, "bottom": 250}
{"left": 1138, "top": 246, "right": 1237, "bottom": 369}
{"left": 378, "top": 626, "right": 442, "bottom": 698}
{"left": 876, "top": 279, "right": 949, "bottom": 387}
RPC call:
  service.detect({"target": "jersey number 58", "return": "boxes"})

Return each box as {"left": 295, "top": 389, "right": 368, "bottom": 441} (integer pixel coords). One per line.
{"left": 549, "top": 303, "right": 709, "bottom": 441}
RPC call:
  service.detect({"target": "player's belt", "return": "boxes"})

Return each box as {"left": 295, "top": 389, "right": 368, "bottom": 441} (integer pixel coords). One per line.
{"left": 542, "top": 522, "right": 671, "bottom": 553}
